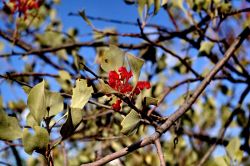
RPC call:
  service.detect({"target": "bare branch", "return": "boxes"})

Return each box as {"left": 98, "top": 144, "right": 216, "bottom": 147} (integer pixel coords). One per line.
{"left": 155, "top": 139, "right": 166, "bottom": 166}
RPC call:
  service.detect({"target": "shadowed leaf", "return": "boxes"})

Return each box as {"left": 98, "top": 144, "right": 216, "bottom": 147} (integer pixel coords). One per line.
{"left": 22, "top": 126, "right": 49, "bottom": 155}
{"left": 121, "top": 110, "right": 141, "bottom": 135}
{"left": 60, "top": 108, "right": 83, "bottom": 139}
{"left": 0, "top": 110, "right": 22, "bottom": 140}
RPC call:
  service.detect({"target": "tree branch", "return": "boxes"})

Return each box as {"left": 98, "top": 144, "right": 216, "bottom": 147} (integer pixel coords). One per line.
{"left": 155, "top": 139, "right": 166, "bottom": 166}
{"left": 81, "top": 25, "right": 250, "bottom": 166}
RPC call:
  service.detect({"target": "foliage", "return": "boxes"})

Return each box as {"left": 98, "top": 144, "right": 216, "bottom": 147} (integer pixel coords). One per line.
{"left": 0, "top": 0, "right": 250, "bottom": 165}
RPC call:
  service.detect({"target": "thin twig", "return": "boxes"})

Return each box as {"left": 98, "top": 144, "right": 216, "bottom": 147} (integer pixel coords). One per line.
{"left": 155, "top": 139, "right": 166, "bottom": 166}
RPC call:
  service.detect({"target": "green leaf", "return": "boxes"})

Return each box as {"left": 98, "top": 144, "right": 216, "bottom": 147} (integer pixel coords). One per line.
{"left": 138, "top": 0, "right": 147, "bottom": 19}
{"left": 97, "top": 79, "right": 117, "bottom": 94}
{"left": 57, "top": 70, "right": 72, "bottom": 92}
{"left": 45, "top": 91, "right": 64, "bottom": 117}
{"left": 26, "top": 113, "right": 39, "bottom": 128}
{"left": 100, "top": 45, "right": 125, "bottom": 72}
{"left": 58, "top": 70, "right": 71, "bottom": 81}
{"left": 72, "top": 51, "right": 82, "bottom": 71}
{"left": 27, "top": 80, "right": 46, "bottom": 124}
{"left": 144, "top": 97, "right": 158, "bottom": 106}
{"left": 121, "top": 110, "right": 141, "bottom": 135}
{"left": 27, "top": 81, "right": 64, "bottom": 125}
{"left": 126, "top": 53, "right": 144, "bottom": 86}
{"left": 154, "top": 0, "right": 161, "bottom": 14}
{"left": 0, "top": 42, "right": 4, "bottom": 51}
{"left": 226, "top": 137, "right": 243, "bottom": 161}
{"left": 60, "top": 108, "right": 83, "bottom": 139}
{"left": 147, "top": 0, "right": 154, "bottom": 7}
{"left": 22, "top": 126, "right": 49, "bottom": 155}
{"left": 71, "top": 79, "right": 93, "bottom": 109}
{"left": 79, "top": 10, "right": 92, "bottom": 26}
{"left": 0, "top": 97, "right": 2, "bottom": 110}
{"left": 0, "top": 110, "right": 22, "bottom": 140}
{"left": 199, "top": 41, "right": 214, "bottom": 56}
{"left": 214, "top": 156, "right": 229, "bottom": 166}
{"left": 22, "top": 85, "right": 32, "bottom": 95}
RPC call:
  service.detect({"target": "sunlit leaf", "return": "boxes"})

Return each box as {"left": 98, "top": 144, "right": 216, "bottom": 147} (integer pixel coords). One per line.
{"left": 121, "top": 110, "right": 141, "bottom": 135}
{"left": 45, "top": 91, "right": 64, "bottom": 117}
{"left": 144, "top": 97, "right": 158, "bottom": 106}
{"left": 161, "top": 0, "right": 168, "bottom": 6}
{"left": 0, "top": 110, "right": 22, "bottom": 140}
{"left": 58, "top": 70, "right": 71, "bottom": 81}
{"left": 57, "top": 70, "right": 72, "bottom": 92}
{"left": 100, "top": 45, "right": 125, "bottom": 72}
{"left": 199, "top": 41, "right": 214, "bottom": 56}
{"left": 71, "top": 79, "right": 93, "bottom": 109}
{"left": 127, "top": 53, "right": 144, "bottom": 86}
{"left": 138, "top": 0, "right": 146, "bottom": 19}
{"left": 27, "top": 80, "right": 46, "bottom": 124}
{"left": 0, "top": 42, "right": 4, "bottom": 51}
{"left": 214, "top": 156, "right": 229, "bottom": 166}
{"left": 147, "top": 0, "right": 154, "bottom": 6}
{"left": 26, "top": 113, "right": 39, "bottom": 127}
{"left": 36, "top": 31, "right": 63, "bottom": 47}
{"left": 22, "top": 126, "right": 49, "bottom": 155}
{"left": 97, "top": 79, "right": 117, "bottom": 94}
{"left": 154, "top": 0, "right": 161, "bottom": 14}
{"left": 226, "top": 137, "right": 243, "bottom": 161}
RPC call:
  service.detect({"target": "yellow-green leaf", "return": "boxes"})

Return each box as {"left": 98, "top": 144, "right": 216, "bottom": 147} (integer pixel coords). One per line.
{"left": 144, "top": 97, "right": 158, "bottom": 106}
{"left": 97, "top": 79, "right": 117, "bottom": 94}
{"left": 199, "top": 41, "right": 214, "bottom": 56}
{"left": 121, "top": 110, "right": 141, "bottom": 135}
{"left": 22, "top": 126, "right": 49, "bottom": 155}
{"left": 154, "top": 0, "right": 161, "bottom": 14}
{"left": 0, "top": 42, "right": 4, "bottom": 51}
{"left": 22, "top": 85, "right": 32, "bottom": 95}
{"left": 138, "top": 0, "right": 147, "bottom": 19}
{"left": 126, "top": 53, "right": 144, "bottom": 86}
{"left": 71, "top": 79, "right": 93, "bottom": 109}
{"left": 100, "top": 45, "right": 125, "bottom": 72}
{"left": 0, "top": 110, "right": 22, "bottom": 140}
{"left": 226, "top": 137, "right": 243, "bottom": 161}
{"left": 214, "top": 156, "right": 230, "bottom": 166}
{"left": 26, "top": 113, "right": 39, "bottom": 128}
{"left": 27, "top": 80, "right": 46, "bottom": 124}
{"left": 45, "top": 91, "right": 64, "bottom": 117}
{"left": 161, "top": 0, "right": 168, "bottom": 6}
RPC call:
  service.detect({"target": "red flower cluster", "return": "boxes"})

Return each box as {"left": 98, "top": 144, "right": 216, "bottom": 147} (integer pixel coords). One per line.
{"left": 111, "top": 99, "right": 122, "bottom": 112}
{"left": 4, "top": 0, "right": 40, "bottom": 18}
{"left": 108, "top": 66, "right": 151, "bottom": 111}
{"left": 108, "top": 66, "right": 133, "bottom": 94}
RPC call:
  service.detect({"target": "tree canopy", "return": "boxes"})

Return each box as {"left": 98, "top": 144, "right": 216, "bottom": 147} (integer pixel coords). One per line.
{"left": 0, "top": 0, "right": 250, "bottom": 165}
